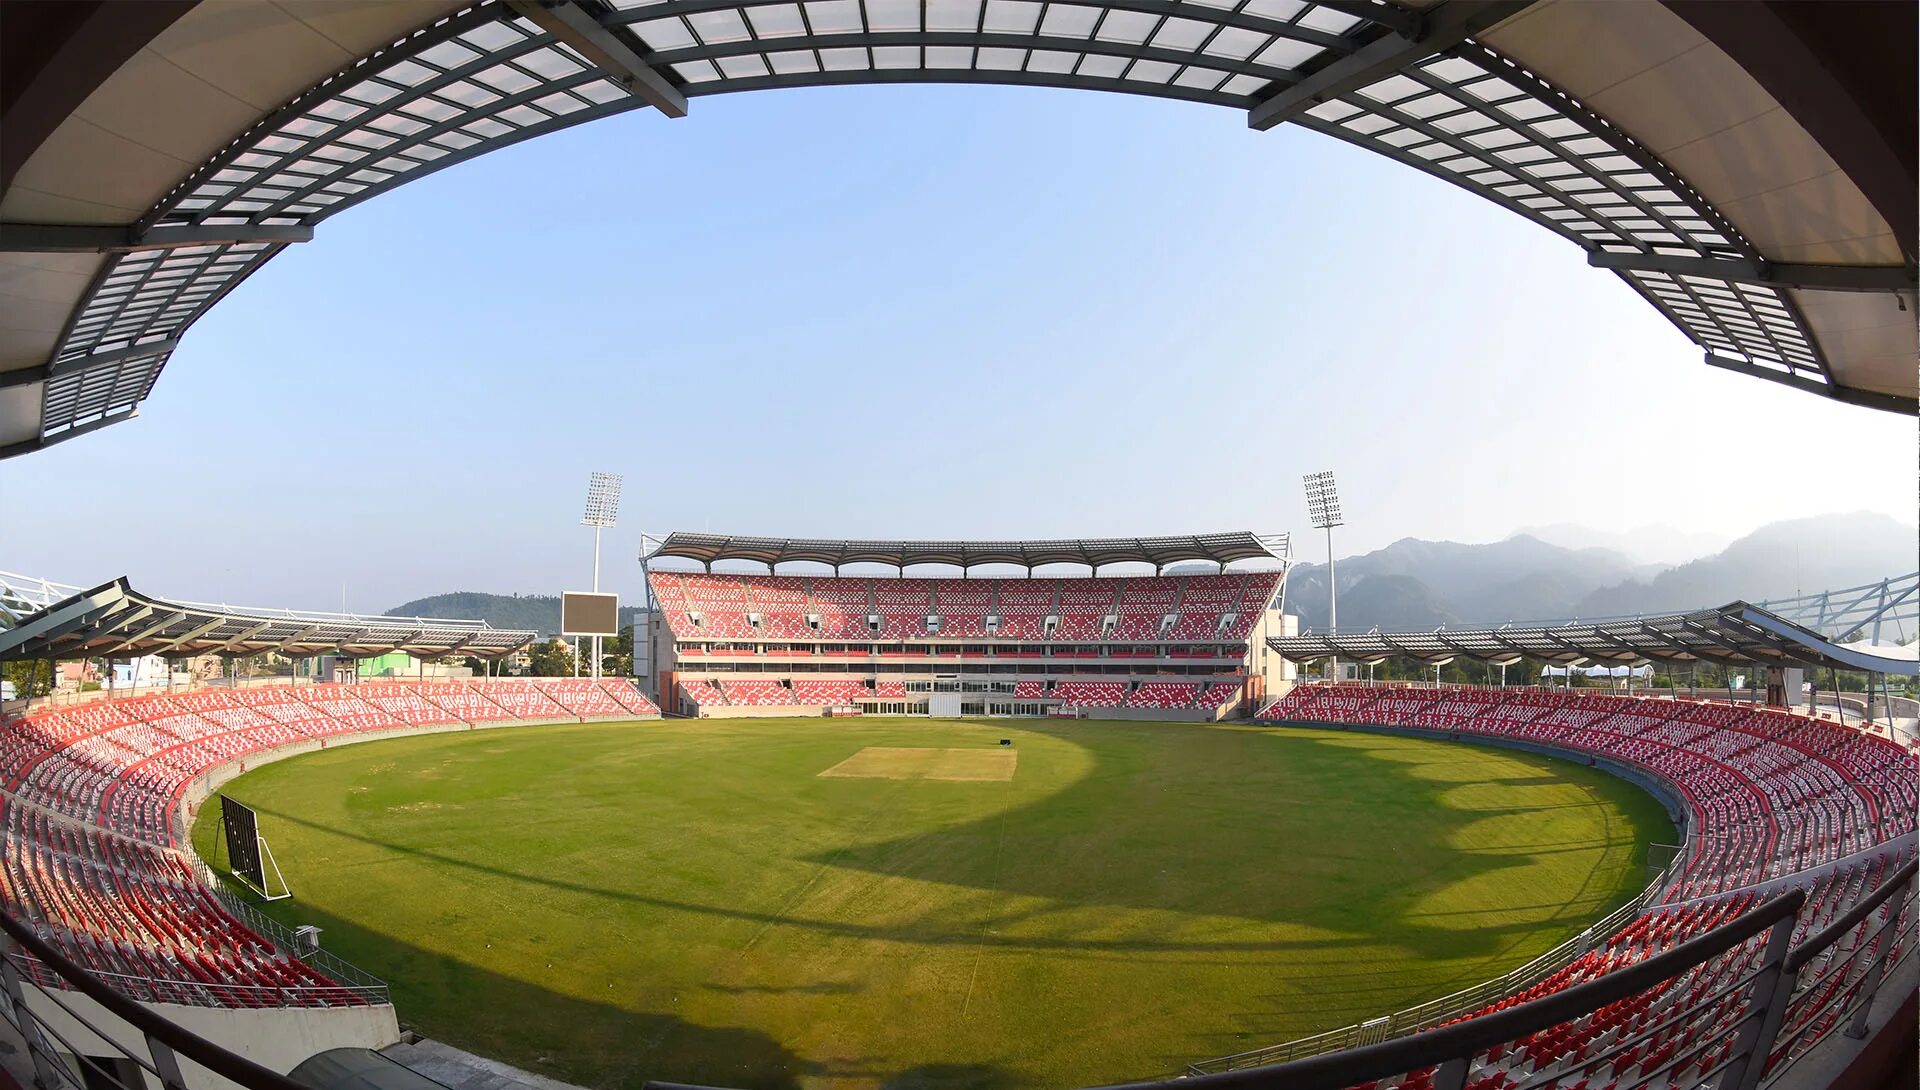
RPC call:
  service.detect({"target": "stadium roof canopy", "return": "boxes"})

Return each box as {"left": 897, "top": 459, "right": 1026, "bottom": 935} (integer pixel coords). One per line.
{"left": 642, "top": 530, "right": 1290, "bottom": 571}
{"left": 1, "top": 0, "right": 1914, "bottom": 458}
{"left": 0, "top": 577, "right": 538, "bottom": 661}
{"left": 1269, "top": 598, "right": 1920, "bottom": 677}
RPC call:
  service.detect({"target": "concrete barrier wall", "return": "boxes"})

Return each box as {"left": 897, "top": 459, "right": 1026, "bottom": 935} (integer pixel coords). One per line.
{"left": 24, "top": 988, "right": 401, "bottom": 1090}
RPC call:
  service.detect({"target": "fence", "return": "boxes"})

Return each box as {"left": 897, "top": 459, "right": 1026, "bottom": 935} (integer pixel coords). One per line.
{"left": 1187, "top": 847, "right": 1686, "bottom": 1074}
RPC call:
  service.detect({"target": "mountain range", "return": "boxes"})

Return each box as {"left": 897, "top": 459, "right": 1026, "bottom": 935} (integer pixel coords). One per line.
{"left": 1508, "top": 523, "right": 1734, "bottom": 566}
{"left": 1284, "top": 512, "right": 1915, "bottom": 631}
{"left": 382, "top": 591, "right": 645, "bottom": 637}
{"left": 382, "top": 513, "right": 1915, "bottom": 636}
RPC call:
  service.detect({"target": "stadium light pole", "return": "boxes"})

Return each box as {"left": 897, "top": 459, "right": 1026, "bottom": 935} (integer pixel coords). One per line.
{"left": 581, "top": 472, "right": 624, "bottom": 681}
{"left": 1303, "top": 471, "right": 1344, "bottom": 683}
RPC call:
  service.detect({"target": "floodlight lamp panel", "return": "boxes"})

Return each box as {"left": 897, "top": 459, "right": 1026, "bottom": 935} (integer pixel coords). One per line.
{"left": 581, "top": 471, "right": 625, "bottom": 528}
{"left": 1302, "top": 470, "right": 1343, "bottom": 529}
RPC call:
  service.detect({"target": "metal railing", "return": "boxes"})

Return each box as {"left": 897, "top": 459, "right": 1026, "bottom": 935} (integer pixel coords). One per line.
{"left": 0, "top": 907, "right": 309, "bottom": 1090}
{"left": 1187, "top": 848, "right": 1687, "bottom": 1073}
{"left": 201, "top": 882, "right": 392, "bottom": 1004}
{"left": 1767, "top": 856, "right": 1917, "bottom": 1082}
{"left": 0, "top": 856, "right": 390, "bottom": 1011}
{"left": 1106, "top": 888, "right": 1811, "bottom": 1090}
{"left": 7, "top": 954, "right": 380, "bottom": 1011}
{"left": 1160, "top": 859, "right": 1915, "bottom": 1090}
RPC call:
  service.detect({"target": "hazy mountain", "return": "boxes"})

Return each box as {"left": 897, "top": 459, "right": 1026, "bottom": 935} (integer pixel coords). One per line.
{"left": 1287, "top": 513, "right": 1914, "bottom": 632}
{"left": 383, "top": 592, "right": 644, "bottom": 637}
{"left": 1511, "top": 523, "right": 1732, "bottom": 566}
{"left": 1285, "top": 534, "right": 1642, "bottom": 630}
{"left": 1577, "top": 512, "right": 1917, "bottom": 616}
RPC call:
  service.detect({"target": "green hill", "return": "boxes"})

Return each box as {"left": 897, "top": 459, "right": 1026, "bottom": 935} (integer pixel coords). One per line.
{"left": 382, "top": 591, "right": 644, "bottom": 637}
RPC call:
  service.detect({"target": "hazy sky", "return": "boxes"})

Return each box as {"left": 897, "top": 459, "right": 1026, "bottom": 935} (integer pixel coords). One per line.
{"left": 2, "top": 85, "right": 1912, "bottom": 613}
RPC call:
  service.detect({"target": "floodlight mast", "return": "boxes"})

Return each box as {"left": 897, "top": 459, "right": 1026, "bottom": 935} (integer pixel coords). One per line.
{"left": 1303, "top": 471, "right": 1344, "bottom": 683}
{"left": 581, "top": 472, "right": 623, "bottom": 681}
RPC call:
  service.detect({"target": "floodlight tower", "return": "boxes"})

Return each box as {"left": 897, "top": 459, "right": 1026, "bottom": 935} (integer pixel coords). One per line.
{"left": 581, "top": 472, "right": 624, "bottom": 681}
{"left": 1303, "top": 471, "right": 1344, "bottom": 682}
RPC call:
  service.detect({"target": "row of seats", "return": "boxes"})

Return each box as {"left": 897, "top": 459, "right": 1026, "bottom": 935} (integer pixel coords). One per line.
{"left": 1382, "top": 849, "right": 1914, "bottom": 1090}
{"left": 0, "top": 678, "right": 659, "bottom": 1008}
{"left": 1255, "top": 683, "right": 1915, "bottom": 1088}
{"left": 676, "top": 677, "right": 1247, "bottom": 711}
{"left": 649, "top": 571, "right": 1281, "bottom": 643}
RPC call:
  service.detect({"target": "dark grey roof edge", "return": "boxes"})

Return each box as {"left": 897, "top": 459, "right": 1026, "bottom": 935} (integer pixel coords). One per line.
{"left": 642, "top": 530, "right": 1290, "bottom": 571}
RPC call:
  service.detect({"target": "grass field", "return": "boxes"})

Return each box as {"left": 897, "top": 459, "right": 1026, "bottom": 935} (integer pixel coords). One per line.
{"left": 191, "top": 717, "right": 1673, "bottom": 1090}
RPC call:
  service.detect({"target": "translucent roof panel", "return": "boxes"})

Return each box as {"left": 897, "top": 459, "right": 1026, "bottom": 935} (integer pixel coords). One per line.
{"left": 1269, "top": 598, "right": 1920, "bottom": 676}
{"left": 1292, "top": 42, "right": 1831, "bottom": 389}
{"left": 610, "top": 0, "right": 1370, "bottom": 103}
{"left": 0, "top": 579, "right": 539, "bottom": 660}
{"left": 15, "top": 0, "right": 1910, "bottom": 451}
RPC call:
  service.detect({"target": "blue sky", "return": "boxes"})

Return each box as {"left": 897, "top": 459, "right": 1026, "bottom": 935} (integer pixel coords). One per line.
{"left": 1, "top": 84, "right": 1911, "bottom": 612}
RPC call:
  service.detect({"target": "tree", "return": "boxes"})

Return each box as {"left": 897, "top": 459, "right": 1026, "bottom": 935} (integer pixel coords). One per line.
{"left": 527, "top": 638, "right": 574, "bottom": 677}
{"left": 3, "top": 660, "right": 54, "bottom": 699}
{"left": 602, "top": 624, "right": 636, "bottom": 677}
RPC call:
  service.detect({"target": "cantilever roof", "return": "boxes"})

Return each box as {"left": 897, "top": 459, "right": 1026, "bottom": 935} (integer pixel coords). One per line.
{"left": 0, "top": 578, "right": 537, "bottom": 660}
{"left": 643, "top": 530, "right": 1290, "bottom": 571}
{"left": 1269, "top": 601, "right": 1919, "bottom": 676}
{"left": 0, "top": 0, "right": 1912, "bottom": 456}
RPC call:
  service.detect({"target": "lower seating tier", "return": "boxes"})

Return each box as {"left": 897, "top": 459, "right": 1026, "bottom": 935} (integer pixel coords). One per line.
{"left": 1, "top": 678, "right": 659, "bottom": 1009}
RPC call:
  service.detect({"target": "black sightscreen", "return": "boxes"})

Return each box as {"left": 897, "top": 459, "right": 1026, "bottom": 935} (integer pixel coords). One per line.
{"left": 220, "top": 795, "right": 264, "bottom": 889}
{"left": 562, "top": 591, "right": 619, "bottom": 637}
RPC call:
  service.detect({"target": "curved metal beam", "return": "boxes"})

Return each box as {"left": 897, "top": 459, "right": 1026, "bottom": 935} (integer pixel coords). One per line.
{"left": 1588, "top": 251, "right": 1917, "bottom": 294}
{"left": 1248, "top": 0, "right": 1533, "bottom": 130}
{"left": 508, "top": 0, "right": 688, "bottom": 117}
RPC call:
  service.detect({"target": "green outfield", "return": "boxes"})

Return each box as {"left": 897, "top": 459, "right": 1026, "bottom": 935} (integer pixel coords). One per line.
{"left": 191, "top": 717, "right": 1673, "bottom": 1090}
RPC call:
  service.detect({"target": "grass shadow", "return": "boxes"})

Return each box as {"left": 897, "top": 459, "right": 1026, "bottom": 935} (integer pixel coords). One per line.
{"left": 261, "top": 898, "right": 811, "bottom": 1090}
{"left": 806, "top": 721, "right": 1667, "bottom": 962}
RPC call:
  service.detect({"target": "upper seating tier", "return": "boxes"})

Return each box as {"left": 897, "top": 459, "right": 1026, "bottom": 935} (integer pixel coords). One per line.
{"left": 646, "top": 571, "right": 1279, "bottom": 645}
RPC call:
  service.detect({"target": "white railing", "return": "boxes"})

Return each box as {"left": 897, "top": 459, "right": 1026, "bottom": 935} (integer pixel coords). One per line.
{"left": 1187, "top": 849, "right": 1685, "bottom": 1074}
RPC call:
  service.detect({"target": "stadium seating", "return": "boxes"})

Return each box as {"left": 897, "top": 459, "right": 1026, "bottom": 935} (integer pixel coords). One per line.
{"left": 790, "top": 679, "right": 870, "bottom": 705}
{"left": 716, "top": 679, "right": 793, "bottom": 706}
{"left": 1196, "top": 682, "right": 1242, "bottom": 710}
{"left": 1051, "top": 681, "right": 1129, "bottom": 707}
{"left": 929, "top": 579, "right": 996, "bottom": 637}
{"left": 1127, "top": 682, "right": 1200, "bottom": 709}
{"left": 646, "top": 571, "right": 1279, "bottom": 646}
{"left": 1248, "top": 683, "right": 1915, "bottom": 1083}
{"left": 652, "top": 573, "right": 1276, "bottom": 715}
{"left": 994, "top": 583, "right": 1055, "bottom": 640}
{"left": 538, "top": 678, "right": 655, "bottom": 719}
{"left": 0, "top": 678, "right": 659, "bottom": 1008}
